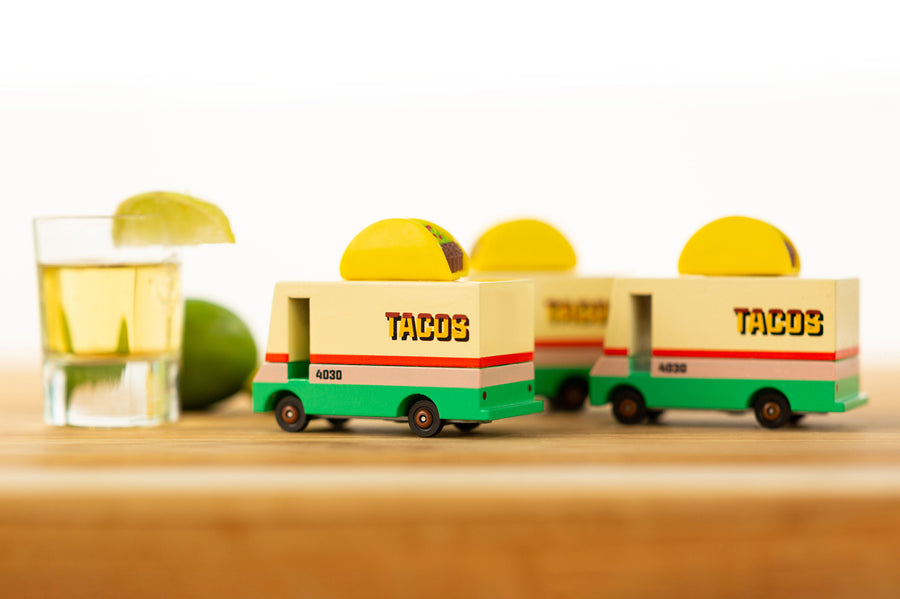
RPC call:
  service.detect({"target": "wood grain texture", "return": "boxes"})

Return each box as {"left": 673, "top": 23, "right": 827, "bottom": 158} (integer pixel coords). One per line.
{"left": 1, "top": 369, "right": 899, "bottom": 598}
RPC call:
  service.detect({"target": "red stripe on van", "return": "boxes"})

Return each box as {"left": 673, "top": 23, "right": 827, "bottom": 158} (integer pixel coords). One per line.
{"left": 603, "top": 347, "right": 629, "bottom": 356}
{"left": 265, "top": 353, "right": 289, "bottom": 363}
{"left": 652, "top": 347, "right": 859, "bottom": 361}
{"left": 309, "top": 352, "right": 534, "bottom": 369}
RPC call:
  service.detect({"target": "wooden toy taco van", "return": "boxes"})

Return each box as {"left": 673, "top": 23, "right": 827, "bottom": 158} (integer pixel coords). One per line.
{"left": 589, "top": 217, "right": 867, "bottom": 428}
{"left": 469, "top": 219, "right": 613, "bottom": 411}
{"left": 252, "top": 219, "right": 541, "bottom": 437}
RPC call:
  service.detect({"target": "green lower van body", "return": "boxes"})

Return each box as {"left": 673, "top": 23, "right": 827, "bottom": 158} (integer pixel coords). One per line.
{"left": 254, "top": 377, "right": 541, "bottom": 423}
{"left": 590, "top": 372, "right": 867, "bottom": 415}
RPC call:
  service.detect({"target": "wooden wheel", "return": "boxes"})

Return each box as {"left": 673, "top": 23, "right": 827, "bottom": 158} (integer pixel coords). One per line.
{"left": 275, "top": 395, "right": 308, "bottom": 433}
{"left": 611, "top": 387, "right": 647, "bottom": 425}
{"left": 408, "top": 399, "right": 444, "bottom": 438}
{"left": 754, "top": 391, "right": 791, "bottom": 429}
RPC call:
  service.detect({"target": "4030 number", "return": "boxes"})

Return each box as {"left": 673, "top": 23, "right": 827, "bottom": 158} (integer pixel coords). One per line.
{"left": 658, "top": 362, "right": 687, "bottom": 374}
{"left": 315, "top": 369, "right": 343, "bottom": 381}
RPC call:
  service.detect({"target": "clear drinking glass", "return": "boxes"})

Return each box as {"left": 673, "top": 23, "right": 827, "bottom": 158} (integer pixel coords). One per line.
{"left": 34, "top": 216, "right": 183, "bottom": 427}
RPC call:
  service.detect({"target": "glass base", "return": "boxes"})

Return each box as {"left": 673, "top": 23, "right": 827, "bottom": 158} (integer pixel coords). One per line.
{"left": 43, "top": 354, "right": 180, "bottom": 427}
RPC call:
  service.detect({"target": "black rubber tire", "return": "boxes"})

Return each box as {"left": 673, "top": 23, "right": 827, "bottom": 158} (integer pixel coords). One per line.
{"left": 549, "top": 377, "right": 588, "bottom": 412}
{"left": 754, "top": 391, "right": 792, "bottom": 429}
{"left": 611, "top": 387, "right": 647, "bottom": 425}
{"left": 327, "top": 418, "right": 349, "bottom": 428}
{"left": 275, "top": 394, "right": 309, "bottom": 433}
{"left": 408, "top": 399, "right": 444, "bottom": 438}
{"left": 453, "top": 422, "right": 481, "bottom": 433}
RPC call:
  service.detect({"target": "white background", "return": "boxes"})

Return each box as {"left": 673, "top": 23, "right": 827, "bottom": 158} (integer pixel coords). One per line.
{"left": 2, "top": 1, "right": 898, "bottom": 364}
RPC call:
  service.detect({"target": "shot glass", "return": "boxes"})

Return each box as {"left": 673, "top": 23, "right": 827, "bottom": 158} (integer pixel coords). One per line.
{"left": 34, "top": 216, "right": 183, "bottom": 427}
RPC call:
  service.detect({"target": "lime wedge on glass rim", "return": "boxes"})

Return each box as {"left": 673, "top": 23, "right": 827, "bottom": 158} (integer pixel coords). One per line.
{"left": 113, "top": 191, "right": 235, "bottom": 245}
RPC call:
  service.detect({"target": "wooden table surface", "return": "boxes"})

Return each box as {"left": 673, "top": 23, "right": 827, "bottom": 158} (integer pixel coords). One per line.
{"left": 1, "top": 368, "right": 899, "bottom": 598}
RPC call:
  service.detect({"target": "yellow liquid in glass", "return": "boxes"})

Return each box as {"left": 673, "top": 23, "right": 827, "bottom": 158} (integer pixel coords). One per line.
{"left": 39, "top": 262, "right": 182, "bottom": 358}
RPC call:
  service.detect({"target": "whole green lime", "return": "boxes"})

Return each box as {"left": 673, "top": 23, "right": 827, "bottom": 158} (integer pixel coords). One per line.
{"left": 179, "top": 298, "right": 257, "bottom": 410}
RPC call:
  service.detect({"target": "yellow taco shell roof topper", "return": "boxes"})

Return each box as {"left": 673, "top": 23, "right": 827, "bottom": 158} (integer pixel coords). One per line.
{"left": 678, "top": 216, "right": 800, "bottom": 276}
{"left": 340, "top": 218, "right": 469, "bottom": 281}
{"left": 470, "top": 219, "right": 577, "bottom": 272}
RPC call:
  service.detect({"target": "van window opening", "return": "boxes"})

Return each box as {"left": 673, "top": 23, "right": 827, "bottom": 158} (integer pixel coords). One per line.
{"left": 630, "top": 294, "right": 652, "bottom": 372}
